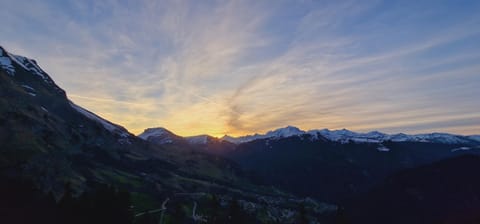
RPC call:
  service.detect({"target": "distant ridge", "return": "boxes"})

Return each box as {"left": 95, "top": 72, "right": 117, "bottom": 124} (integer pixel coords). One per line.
{"left": 138, "top": 125, "right": 480, "bottom": 147}
{"left": 220, "top": 126, "right": 480, "bottom": 145}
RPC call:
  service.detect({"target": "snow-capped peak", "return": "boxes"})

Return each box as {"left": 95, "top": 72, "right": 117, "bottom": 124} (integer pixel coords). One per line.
{"left": 308, "top": 129, "right": 474, "bottom": 144}
{"left": 308, "top": 129, "right": 388, "bottom": 143}
{"left": 0, "top": 47, "right": 15, "bottom": 76}
{"left": 138, "top": 127, "right": 179, "bottom": 144}
{"left": 265, "top": 126, "right": 306, "bottom": 138}
{"left": 139, "top": 127, "right": 171, "bottom": 140}
{"left": 0, "top": 46, "right": 56, "bottom": 85}
{"left": 221, "top": 126, "right": 306, "bottom": 144}
{"left": 222, "top": 126, "right": 480, "bottom": 145}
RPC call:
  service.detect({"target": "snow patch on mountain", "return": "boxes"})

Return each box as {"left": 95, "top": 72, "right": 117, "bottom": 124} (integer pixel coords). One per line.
{"left": 221, "top": 135, "right": 241, "bottom": 144}
{"left": 308, "top": 129, "right": 387, "bottom": 143}
{"left": 0, "top": 48, "right": 15, "bottom": 76}
{"left": 10, "top": 53, "right": 53, "bottom": 84}
{"left": 139, "top": 127, "right": 175, "bottom": 144}
{"left": 21, "top": 84, "right": 35, "bottom": 91}
{"left": 308, "top": 130, "right": 472, "bottom": 144}
{"left": 404, "top": 133, "right": 467, "bottom": 144}
{"left": 451, "top": 147, "right": 471, "bottom": 152}
{"left": 222, "top": 126, "right": 306, "bottom": 144}
{"left": 377, "top": 145, "right": 390, "bottom": 152}
{"left": 0, "top": 46, "right": 56, "bottom": 85}
{"left": 139, "top": 127, "right": 169, "bottom": 139}
{"left": 222, "top": 133, "right": 264, "bottom": 144}
{"left": 21, "top": 84, "right": 37, "bottom": 96}
{"left": 70, "top": 101, "right": 130, "bottom": 139}
{"left": 8, "top": 53, "right": 30, "bottom": 71}
{"left": 265, "top": 126, "right": 306, "bottom": 138}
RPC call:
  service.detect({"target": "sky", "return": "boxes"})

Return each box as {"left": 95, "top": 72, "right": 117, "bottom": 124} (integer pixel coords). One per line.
{"left": 1, "top": 0, "right": 480, "bottom": 137}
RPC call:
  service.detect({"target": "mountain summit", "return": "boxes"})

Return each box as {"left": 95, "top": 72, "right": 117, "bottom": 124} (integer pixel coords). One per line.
{"left": 138, "top": 127, "right": 183, "bottom": 144}
{"left": 222, "top": 126, "right": 306, "bottom": 144}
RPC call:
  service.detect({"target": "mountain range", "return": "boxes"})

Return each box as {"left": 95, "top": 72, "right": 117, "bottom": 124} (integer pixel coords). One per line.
{"left": 2, "top": 45, "right": 480, "bottom": 224}
{"left": 139, "top": 125, "right": 480, "bottom": 202}
{"left": 141, "top": 125, "right": 480, "bottom": 148}
{"left": 1, "top": 46, "right": 334, "bottom": 223}
{"left": 138, "top": 123, "right": 480, "bottom": 224}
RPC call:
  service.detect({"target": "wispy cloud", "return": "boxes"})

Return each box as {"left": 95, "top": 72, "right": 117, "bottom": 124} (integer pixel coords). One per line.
{"left": 1, "top": 0, "right": 479, "bottom": 136}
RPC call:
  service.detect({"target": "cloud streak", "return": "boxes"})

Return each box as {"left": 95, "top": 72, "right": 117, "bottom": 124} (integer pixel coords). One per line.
{"left": 1, "top": 0, "right": 479, "bottom": 136}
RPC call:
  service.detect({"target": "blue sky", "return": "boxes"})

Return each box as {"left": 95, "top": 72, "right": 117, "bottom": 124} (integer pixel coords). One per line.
{"left": 1, "top": 0, "right": 479, "bottom": 136}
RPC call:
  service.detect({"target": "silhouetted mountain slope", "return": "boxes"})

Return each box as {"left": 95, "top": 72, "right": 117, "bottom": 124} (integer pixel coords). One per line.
{"left": 346, "top": 155, "right": 480, "bottom": 224}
